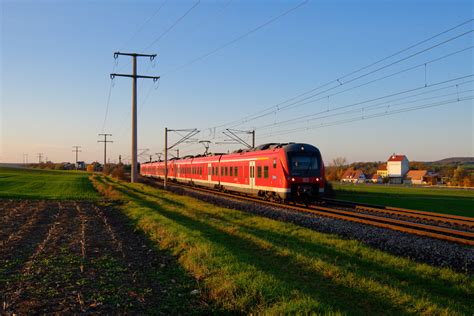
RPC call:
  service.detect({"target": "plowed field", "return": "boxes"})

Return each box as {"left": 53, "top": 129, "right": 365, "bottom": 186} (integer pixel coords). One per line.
{"left": 0, "top": 200, "right": 204, "bottom": 314}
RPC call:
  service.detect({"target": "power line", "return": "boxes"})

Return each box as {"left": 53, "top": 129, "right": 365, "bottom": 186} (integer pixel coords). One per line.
{"left": 223, "top": 29, "right": 474, "bottom": 130}
{"left": 246, "top": 74, "right": 474, "bottom": 131}
{"left": 143, "top": 0, "right": 201, "bottom": 52}
{"left": 258, "top": 96, "right": 473, "bottom": 139}
{"left": 118, "top": 0, "right": 169, "bottom": 51}
{"left": 259, "top": 87, "right": 474, "bottom": 132}
{"left": 163, "top": 0, "right": 309, "bottom": 76}
{"left": 244, "top": 48, "right": 474, "bottom": 130}
{"left": 210, "top": 19, "right": 473, "bottom": 130}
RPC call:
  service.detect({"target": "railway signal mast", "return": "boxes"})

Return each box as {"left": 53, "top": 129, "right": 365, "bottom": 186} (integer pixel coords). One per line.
{"left": 111, "top": 52, "right": 160, "bottom": 183}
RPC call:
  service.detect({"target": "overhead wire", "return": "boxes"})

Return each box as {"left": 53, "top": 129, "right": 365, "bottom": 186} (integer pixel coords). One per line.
{"left": 257, "top": 96, "right": 474, "bottom": 139}
{"left": 223, "top": 29, "right": 474, "bottom": 129}
{"left": 243, "top": 48, "right": 474, "bottom": 130}
{"left": 162, "top": 0, "right": 309, "bottom": 76}
{"left": 209, "top": 19, "right": 474, "bottom": 130}
{"left": 118, "top": 0, "right": 169, "bottom": 52}
{"left": 143, "top": 0, "right": 201, "bottom": 52}
{"left": 258, "top": 87, "right": 474, "bottom": 131}
{"left": 247, "top": 74, "right": 474, "bottom": 131}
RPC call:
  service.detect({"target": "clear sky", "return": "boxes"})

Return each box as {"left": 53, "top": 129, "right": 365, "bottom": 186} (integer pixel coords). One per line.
{"left": 1, "top": 0, "right": 473, "bottom": 164}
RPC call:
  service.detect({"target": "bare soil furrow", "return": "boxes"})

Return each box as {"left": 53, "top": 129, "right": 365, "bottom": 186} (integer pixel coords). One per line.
{"left": 1, "top": 199, "right": 205, "bottom": 314}
{"left": 0, "top": 200, "right": 38, "bottom": 242}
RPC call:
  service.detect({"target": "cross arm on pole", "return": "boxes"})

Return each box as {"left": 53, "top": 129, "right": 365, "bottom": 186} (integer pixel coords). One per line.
{"left": 114, "top": 52, "right": 157, "bottom": 60}
{"left": 110, "top": 73, "right": 160, "bottom": 81}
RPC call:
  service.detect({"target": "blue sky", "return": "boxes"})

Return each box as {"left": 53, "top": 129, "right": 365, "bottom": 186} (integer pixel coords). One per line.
{"left": 1, "top": 0, "right": 473, "bottom": 164}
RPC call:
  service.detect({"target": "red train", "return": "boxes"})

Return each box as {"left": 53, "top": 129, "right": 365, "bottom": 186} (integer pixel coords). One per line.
{"left": 140, "top": 143, "right": 325, "bottom": 202}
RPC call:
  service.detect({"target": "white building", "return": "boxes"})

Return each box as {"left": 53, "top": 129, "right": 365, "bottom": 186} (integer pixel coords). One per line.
{"left": 387, "top": 154, "right": 409, "bottom": 184}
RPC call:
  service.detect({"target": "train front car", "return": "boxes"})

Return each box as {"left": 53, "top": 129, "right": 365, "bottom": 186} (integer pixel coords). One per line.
{"left": 281, "top": 143, "right": 324, "bottom": 203}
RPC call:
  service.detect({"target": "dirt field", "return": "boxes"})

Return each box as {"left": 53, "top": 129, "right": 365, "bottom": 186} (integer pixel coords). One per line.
{"left": 0, "top": 200, "right": 205, "bottom": 314}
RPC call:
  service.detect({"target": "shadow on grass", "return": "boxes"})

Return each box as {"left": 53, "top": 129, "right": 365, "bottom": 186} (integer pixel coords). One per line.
{"left": 104, "top": 179, "right": 435, "bottom": 314}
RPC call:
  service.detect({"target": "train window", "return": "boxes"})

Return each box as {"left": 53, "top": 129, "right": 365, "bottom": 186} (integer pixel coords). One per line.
{"left": 225, "top": 167, "right": 228, "bottom": 176}
{"left": 234, "top": 167, "right": 238, "bottom": 176}
{"left": 264, "top": 166, "right": 269, "bottom": 178}
{"left": 257, "top": 166, "right": 262, "bottom": 178}
{"left": 200, "top": 167, "right": 203, "bottom": 175}
{"left": 250, "top": 166, "right": 253, "bottom": 178}
{"left": 221, "top": 167, "right": 224, "bottom": 176}
{"left": 230, "top": 166, "right": 233, "bottom": 176}
{"left": 273, "top": 159, "right": 277, "bottom": 168}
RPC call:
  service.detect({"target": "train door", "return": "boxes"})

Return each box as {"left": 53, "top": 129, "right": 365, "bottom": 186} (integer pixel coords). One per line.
{"left": 207, "top": 163, "right": 212, "bottom": 183}
{"left": 249, "top": 161, "right": 255, "bottom": 191}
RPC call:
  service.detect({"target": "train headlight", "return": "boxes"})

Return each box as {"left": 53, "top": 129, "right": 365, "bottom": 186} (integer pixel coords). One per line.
{"left": 291, "top": 177, "right": 295, "bottom": 182}
{"left": 316, "top": 177, "right": 319, "bottom": 182}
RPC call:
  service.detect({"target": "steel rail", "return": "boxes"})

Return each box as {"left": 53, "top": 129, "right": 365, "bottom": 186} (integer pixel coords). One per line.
{"left": 321, "top": 198, "right": 474, "bottom": 228}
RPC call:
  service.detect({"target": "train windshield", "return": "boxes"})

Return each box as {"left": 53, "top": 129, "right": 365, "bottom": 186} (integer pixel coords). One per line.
{"left": 289, "top": 154, "right": 319, "bottom": 176}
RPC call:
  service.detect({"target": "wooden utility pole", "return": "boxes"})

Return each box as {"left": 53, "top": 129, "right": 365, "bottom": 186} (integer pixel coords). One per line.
{"left": 111, "top": 52, "right": 160, "bottom": 183}
{"left": 72, "top": 146, "right": 82, "bottom": 168}
{"left": 98, "top": 134, "right": 112, "bottom": 168}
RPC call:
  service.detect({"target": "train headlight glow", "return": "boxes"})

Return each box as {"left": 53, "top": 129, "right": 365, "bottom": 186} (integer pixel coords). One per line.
{"left": 291, "top": 177, "right": 295, "bottom": 182}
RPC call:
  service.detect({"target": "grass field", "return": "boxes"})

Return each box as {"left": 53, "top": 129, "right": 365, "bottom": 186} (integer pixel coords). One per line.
{"left": 0, "top": 167, "right": 99, "bottom": 200}
{"left": 331, "top": 182, "right": 474, "bottom": 217}
{"left": 91, "top": 175, "right": 474, "bottom": 314}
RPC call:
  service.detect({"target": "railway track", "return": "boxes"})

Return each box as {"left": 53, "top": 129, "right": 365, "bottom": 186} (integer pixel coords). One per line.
{"left": 321, "top": 197, "right": 474, "bottom": 229}
{"left": 142, "top": 177, "right": 474, "bottom": 247}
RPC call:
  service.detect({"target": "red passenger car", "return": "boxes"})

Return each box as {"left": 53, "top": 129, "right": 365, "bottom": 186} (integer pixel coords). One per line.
{"left": 141, "top": 143, "right": 325, "bottom": 202}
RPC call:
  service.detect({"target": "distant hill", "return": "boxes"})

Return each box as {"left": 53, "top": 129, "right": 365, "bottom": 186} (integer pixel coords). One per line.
{"left": 429, "top": 157, "right": 474, "bottom": 165}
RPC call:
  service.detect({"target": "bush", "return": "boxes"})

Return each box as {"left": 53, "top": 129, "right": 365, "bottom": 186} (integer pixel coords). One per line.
{"left": 103, "top": 164, "right": 113, "bottom": 175}
{"left": 111, "top": 165, "right": 126, "bottom": 180}
{"left": 86, "top": 165, "right": 95, "bottom": 173}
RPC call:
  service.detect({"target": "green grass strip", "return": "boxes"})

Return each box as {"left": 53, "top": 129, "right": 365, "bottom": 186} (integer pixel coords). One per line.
{"left": 332, "top": 182, "right": 474, "bottom": 217}
{"left": 92, "top": 175, "right": 474, "bottom": 315}
{"left": 0, "top": 167, "right": 99, "bottom": 200}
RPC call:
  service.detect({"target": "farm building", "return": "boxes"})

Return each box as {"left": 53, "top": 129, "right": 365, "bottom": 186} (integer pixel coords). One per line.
{"left": 341, "top": 168, "right": 366, "bottom": 183}
{"left": 376, "top": 165, "right": 388, "bottom": 178}
{"left": 387, "top": 154, "right": 409, "bottom": 184}
{"left": 404, "top": 170, "right": 439, "bottom": 185}
{"left": 404, "top": 170, "right": 428, "bottom": 185}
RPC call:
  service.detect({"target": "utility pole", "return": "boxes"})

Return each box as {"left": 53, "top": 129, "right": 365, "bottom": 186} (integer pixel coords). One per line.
{"left": 111, "top": 52, "right": 160, "bottom": 183}
{"left": 72, "top": 146, "right": 82, "bottom": 168}
{"left": 37, "top": 153, "right": 43, "bottom": 164}
{"left": 119, "top": 155, "right": 122, "bottom": 164}
{"left": 98, "top": 134, "right": 113, "bottom": 168}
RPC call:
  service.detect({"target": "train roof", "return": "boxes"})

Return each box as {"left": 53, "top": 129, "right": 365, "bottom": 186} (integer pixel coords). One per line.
{"left": 142, "top": 143, "right": 320, "bottom": 164}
